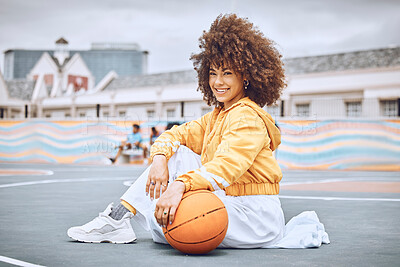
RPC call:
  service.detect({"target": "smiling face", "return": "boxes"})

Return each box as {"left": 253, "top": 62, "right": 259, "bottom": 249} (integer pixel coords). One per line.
{"left": 209, "top": 66, "right": 246, "bottom": 110}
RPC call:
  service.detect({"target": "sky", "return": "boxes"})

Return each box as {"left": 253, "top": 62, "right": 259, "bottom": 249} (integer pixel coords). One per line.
{"left": 0, "top": 0, "right": 399, "bottom": 74}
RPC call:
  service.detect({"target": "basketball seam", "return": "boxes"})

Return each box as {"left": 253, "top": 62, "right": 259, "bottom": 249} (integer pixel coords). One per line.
{"left": 181, "top": 191, "right": 210, "bottom": 201}
{"left": 163, "top": 206, "right": 226, "bottom": 233}
{"left": 166, "top": 223, "right": 228, "bottom": 245}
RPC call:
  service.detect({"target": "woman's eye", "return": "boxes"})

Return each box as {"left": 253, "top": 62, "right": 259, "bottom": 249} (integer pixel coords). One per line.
{"left": 209, "top": 72, "right": 216, "bottom": 76}
{"left": 224, "top": 72, "right": 232, "bottom": 75}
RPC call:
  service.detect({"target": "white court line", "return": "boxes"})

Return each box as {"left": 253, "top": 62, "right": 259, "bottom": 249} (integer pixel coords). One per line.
{"left": 0, "top": 169, "right": 54, "bottom": 176}
{"left": 280, "top": 177, "right": 400, "bottom": 186}
{"left": 123, "top": 180, "right": 134, "bottom": 187}
{"left": 0, "top": 255, "right": 45, "bottom": 267}
{"left": 279, "top": 195, "right": 400, "bottom": 202}
{"left": 0, "top": 177, "right": 133, "bottom": 189}
{"left": 1, "top": 177, "right": 399, "bottom": 202}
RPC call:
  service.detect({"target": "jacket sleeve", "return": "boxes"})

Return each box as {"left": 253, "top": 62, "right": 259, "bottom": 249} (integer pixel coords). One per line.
{"left": 175, "top": 106, "right": 268, "bottom": 192}
{"left": 149, "top": 112, "right": 211, "bottom": 161}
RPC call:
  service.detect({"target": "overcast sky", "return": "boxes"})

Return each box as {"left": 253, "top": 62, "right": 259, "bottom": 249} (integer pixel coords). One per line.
{"left": 0, "top": 0, "right": 399, "bottom": 74}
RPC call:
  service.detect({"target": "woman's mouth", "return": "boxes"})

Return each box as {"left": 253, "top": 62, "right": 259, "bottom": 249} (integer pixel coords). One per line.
{"left": 215, "top": 88, "right": 229, "bottom": 93}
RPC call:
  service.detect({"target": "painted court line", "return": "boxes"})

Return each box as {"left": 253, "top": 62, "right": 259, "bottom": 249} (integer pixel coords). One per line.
{"left": 279, "top": 195, "right": 400, "bottom": 202}
{"left": 1, "top": 177, "right": 399, "bottom": 202}
{"left": 0, "top": 169, "right": 54, "bottom": 176}
{"left": 0, "top": 255, "right": 45, "bottom": 267}
{"left": 0, "top": 177, "right": 133, "bottom": 188}
{"left": 280, "top": 177, "right": 400, "bottom": 186}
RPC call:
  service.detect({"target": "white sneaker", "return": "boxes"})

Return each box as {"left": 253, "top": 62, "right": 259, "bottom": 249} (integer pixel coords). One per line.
{"left": 67, "top": 203, "right": 137, "bottom": 244}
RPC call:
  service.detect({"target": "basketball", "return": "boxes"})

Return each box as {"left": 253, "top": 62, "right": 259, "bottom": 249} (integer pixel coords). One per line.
{"left": 162, "top": 190, "right": 229, "bottom": 254}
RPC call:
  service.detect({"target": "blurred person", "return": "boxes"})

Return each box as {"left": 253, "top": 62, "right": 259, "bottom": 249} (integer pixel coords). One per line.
{"left": 109, "top": 124, "right": 148, "bottom": 164}
{"left": 149, "top": 127, "right": 160, "bottom": 146}
{"left": 165, "top": 122, "right": 181, "bottom": 131}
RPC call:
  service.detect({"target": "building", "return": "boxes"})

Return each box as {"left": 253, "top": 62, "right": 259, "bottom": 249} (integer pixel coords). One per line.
{"left": 1, "top": 46, "right": 399, "bottom": 120}
{"left": 282, "top": 46, "right": 400, "bottom": 119}
{"left": 3, "top": 38, "right": 148, "bottom": 84}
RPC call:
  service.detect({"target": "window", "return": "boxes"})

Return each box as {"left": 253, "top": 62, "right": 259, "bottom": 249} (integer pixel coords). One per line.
{"left": 118, "top": 111, "right": 126, "bottom": 118}
{"left": 201, "top": 107, "right": 212, "bottom": 116}
{"left": 381, "top": 100, "right": 398, "bottom": 117}
{"left": 79, "top": 112, "right": 86, "bottom": 118}
{"left": 103, "top": 112, "right": 109, "bottom": 118}
{"left": 346, "top": 101, "right": 362, "bottom": 117}
{"left": 167, "top": 109, "right": 175, "bottom": 118}
{"left": 147, "top": 110, "right": 155, "bottom": 119}
{"left": 296, "top": 104, "right": 310, "bottom": 117}
{"left": 65, "top": 113, "right": 71, "bottom": 118}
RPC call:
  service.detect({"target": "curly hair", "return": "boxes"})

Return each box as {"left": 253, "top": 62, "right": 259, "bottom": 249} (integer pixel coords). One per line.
{"left": 190, "top": 14, "right": 286, "bottom": 108}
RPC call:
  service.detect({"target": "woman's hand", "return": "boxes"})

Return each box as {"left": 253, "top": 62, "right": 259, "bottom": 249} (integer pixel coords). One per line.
{"left": 146, "top": 155, "right": 169, "bottom": 200}
{"left": 154, "top": 181, "right": 186, "bottom": 227}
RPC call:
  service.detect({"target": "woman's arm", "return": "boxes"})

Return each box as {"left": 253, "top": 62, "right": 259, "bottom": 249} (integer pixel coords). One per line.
{"left": 175, "top": 107, "right": 268, "bottom": 192}
{"left": 146, "top": 111, "right": 212, "bottom": 199}
{"left": 150, "top": 112, "right": 212, "bottom": 161}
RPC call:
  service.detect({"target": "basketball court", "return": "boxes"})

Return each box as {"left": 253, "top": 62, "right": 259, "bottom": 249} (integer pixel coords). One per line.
{"left": 0, "top": 162, "right": 399, "bottom": 266}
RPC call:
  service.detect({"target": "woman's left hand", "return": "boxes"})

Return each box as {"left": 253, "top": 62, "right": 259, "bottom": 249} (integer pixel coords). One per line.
{"left": 154, "top": 181, "right": 186, "bottom": 227}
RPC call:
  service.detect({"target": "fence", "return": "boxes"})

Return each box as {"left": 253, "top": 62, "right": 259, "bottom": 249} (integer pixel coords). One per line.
{"left": 0, "top": 119, "right": 399, "bottom": 171}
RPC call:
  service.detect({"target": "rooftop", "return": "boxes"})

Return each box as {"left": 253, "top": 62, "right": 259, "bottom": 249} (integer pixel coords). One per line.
{"left": 105, "top": 70, "right": 197, "bottom": 90}
{"left": 284, "top": 46, "right": 400, "bottom": 75}
{"left": 55, "top": 37, "right": 68, "bottom": 45}
{"left": 105, "top": 46, "right": 400, "bottom": 90}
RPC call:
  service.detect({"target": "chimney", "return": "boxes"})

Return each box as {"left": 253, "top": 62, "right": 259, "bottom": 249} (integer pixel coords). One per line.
{"left": 54, "top": 37, "right": 70, "bottom": 66}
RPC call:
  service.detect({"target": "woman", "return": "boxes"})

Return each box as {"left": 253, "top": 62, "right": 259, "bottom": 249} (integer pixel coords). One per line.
{"left": 68, "top": 14, "right": 329, "bottom": 248}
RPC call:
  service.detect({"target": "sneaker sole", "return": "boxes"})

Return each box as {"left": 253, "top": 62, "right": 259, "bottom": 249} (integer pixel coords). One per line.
{"left": 69, "top": 237, "right": 137, "bottom": 244}
{"left": 67, "top": 229, "right": 137, "bottom": 244}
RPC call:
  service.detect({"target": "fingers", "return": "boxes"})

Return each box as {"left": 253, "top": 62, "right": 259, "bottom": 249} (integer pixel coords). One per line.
{"left": 149, "top": 180, "right": 156, "bottom": 200}
{"left": 146, "top": 176, "right": 169, "bottom": 200}
{"left": 154, "top": 205, "right": 176, "bottom": 227}
{"left": 146, "top": 178, "right": 155, "bottom": 198}
{"left": 154, "top": 208, "right": 164, "bottom": 226}
{"left": 155, "top": 182, "right": 168, "bottom": 199}
{"left": 146, "top": 179, "right": 162, "bottom": 200}
{"left": 147, "top": 160, "right": 169, "bottom": 200}
{"left": 169, "top": 206, "right": 176, "bottom": 225}
{"left": 150, "top": 181, "right": 160, "bottom": 200}
{"left": 154, "top": 206, "right": 169, "bottom": 227}
{"left": 161, "top": 209, "right": 169, "bottom": 227}
{"left": 154, "top": 182, "right": 184, "bottom": 227}
{"left": 145, "top": 178, "right": 150, "bottom": 196}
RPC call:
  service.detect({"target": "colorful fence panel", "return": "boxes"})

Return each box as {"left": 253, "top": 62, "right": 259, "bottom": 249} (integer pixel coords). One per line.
{"left": 277, "top": 119, "right": 400, "bottom": 171}
{"left": 0, "top": 119, "right": 399, "bottom": 171}
{"left": 0, "top": 120, "right": 165, "bottom": 164}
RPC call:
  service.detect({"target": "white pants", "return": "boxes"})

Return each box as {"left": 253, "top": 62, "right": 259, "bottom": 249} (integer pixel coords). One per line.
{"left": 121, "top": 146, "right": 330, "bottom": 249}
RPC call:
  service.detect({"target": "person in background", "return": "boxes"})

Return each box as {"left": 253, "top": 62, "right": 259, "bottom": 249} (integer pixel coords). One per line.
{"left": 150, "top": 127, "right": 160, "bottom": 146}
{"left": 110, "top": 124, "right": 148, "bottom": 164}
{"left": 165, "top": 122, "right": 182, "bottom": 131}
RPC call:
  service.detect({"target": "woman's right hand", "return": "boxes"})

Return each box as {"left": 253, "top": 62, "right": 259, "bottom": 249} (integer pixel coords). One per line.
{"left": 146, "top": 154, "right": 169, "bottom": 200}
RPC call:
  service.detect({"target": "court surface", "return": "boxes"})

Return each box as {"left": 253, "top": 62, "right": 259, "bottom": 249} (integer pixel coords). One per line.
{"left": 0, "top": 162, "right": 399, "bottom": 267}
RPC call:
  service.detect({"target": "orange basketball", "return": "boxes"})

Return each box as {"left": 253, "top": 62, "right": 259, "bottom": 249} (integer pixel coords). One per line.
{"left": 162, "top": 190, "right": 229, "bottom": 254}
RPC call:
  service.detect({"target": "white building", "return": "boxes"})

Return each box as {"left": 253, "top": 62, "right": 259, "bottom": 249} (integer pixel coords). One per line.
{"left": 1, "top": 46, "right": 399, "bottom": 120}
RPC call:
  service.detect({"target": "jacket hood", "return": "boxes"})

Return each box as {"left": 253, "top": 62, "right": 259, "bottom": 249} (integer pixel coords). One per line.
{"left": 234, "top": 97, "right": 281, "bottom": 151}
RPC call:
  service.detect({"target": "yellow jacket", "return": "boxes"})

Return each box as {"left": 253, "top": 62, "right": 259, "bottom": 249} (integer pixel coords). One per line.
{"left": 150, "top": 97, "right": 282, "bottom": 196}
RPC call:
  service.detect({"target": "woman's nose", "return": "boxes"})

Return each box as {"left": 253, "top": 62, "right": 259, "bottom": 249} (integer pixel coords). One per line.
{"left": 215, "top": 74, "right": 223, "bottom": 85}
